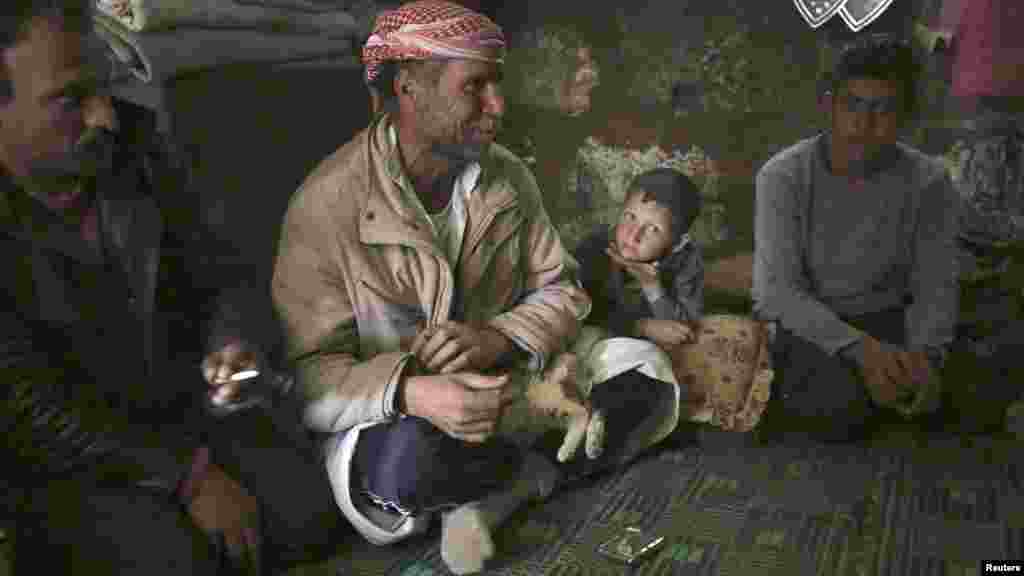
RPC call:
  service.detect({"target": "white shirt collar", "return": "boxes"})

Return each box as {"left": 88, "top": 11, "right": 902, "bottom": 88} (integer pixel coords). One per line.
{"left": 387, "top": 124, "right": 480, "bottom": 267}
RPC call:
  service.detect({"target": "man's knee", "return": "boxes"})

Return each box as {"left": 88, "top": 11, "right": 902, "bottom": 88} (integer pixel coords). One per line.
{"left": 767, "top": 393, "right": 872, "bottom": 444}
{"left": 355, "top": 417, "right": 523, "bottom": 513}
{"left": 17, "top": 485, "right": 219, "bottom": 576}
{"left": 771, "top": 332, "right": 874, "bottom": 442}
{"left": 355, "top": 417, "right": 459, "bottom": 512}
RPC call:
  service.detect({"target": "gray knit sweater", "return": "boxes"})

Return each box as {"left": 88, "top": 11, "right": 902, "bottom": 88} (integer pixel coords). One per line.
{"left": 752, "top": 134, "right": 961, "bottom": 358}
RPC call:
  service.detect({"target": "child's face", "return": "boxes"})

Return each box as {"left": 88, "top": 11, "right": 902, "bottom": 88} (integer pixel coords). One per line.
{"left": 613, "top": 188, "right": 675, "bottom": 263}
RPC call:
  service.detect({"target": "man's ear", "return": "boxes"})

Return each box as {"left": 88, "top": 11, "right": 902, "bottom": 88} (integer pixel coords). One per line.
{"left": 394, "top": 67, "right": 416, "bottom": 98}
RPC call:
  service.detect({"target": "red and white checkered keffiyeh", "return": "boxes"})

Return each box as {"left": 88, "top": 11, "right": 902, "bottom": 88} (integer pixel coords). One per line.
{"left": 362, "top": 0, "right": 505, "bottom": 83}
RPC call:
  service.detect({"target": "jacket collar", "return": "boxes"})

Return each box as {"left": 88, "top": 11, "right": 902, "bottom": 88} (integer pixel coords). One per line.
{"left": 380, "top": 114, "right": 519, "bottom": 211}
{"left": 359, "top": 116, "right": 443, "bottom": 253}
{"left": 384, "top": 121, "right": 483, "bottom": 221}
{"left": 360, "top": 115, "right": 517, "bottom": 250}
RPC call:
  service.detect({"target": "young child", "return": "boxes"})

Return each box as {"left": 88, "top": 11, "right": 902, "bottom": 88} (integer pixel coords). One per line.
{"left": 573, "top": 167, "right": 704, "bottom": 349}
{"left": 573, "top": 169, "right": 774, "bottom": 437}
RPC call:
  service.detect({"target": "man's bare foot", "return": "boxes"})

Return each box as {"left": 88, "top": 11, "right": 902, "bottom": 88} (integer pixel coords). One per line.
{"left": 440, "top": 452, "right": 560, "bottom": 574}
{"left": 441, "top": 504, "right": 495, "bottom": 575}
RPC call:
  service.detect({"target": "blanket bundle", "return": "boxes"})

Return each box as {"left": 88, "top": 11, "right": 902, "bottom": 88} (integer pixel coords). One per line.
{"left": 93, "top": 12, "right": 355, "bottom": 83}
{"left": 91, "top": 0, "right": 379, "bottom": 84}
{"left": 94, "top": 0, "right": 362, "bottom": 35}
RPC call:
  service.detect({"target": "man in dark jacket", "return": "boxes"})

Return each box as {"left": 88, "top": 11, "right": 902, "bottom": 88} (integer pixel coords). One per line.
{"left": 0, "top": 1, "right": 344, "bottom": 573}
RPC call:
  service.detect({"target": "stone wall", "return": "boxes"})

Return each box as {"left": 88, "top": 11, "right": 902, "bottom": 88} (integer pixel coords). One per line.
{"left": 496, "top": 1, "right": 825, "bottom": 258}
{"left": 179, "top": 0, "right": 957, "bottom": 292}
{"left": 499, "top": 0, "right": 957, "bottom": 261}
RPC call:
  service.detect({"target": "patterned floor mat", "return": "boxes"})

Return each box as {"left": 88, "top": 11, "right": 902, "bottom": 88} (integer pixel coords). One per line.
{"left": 305, "top": 438, "right": 1021, "bottom": 576}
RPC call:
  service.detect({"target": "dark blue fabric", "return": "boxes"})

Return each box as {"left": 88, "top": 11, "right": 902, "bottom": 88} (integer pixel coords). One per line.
{"left": 354, "top": 416, "right": 524, "bottom": 515}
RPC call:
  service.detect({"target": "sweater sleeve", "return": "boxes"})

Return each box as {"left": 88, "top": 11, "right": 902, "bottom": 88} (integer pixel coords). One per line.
{"left": 906, "top": 173, "right": 961, "bottom": 355}
{"left": 752, "top": 165, "right": 865, "bottom": 355}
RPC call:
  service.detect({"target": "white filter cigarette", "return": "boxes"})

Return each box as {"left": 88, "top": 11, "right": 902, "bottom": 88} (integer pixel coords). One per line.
{"left": 229, "top": 370, "right": 261, "bottom": 382}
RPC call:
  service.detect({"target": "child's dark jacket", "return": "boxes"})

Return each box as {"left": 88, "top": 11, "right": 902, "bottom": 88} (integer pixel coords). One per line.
{"left": 573, "top": 225, "right": 703, "bottom": 336}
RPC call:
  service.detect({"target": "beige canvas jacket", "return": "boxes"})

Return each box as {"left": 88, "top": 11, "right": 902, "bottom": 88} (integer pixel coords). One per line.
{"left": 273, "top": 114, "right": 591, "bottom": 433}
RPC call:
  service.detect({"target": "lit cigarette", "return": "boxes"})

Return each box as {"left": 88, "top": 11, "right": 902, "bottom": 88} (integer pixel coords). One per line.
{"left": 209, "top": 369, "right": 262, "bottom": 407}
{"left": 229, "top": 370, "right": 260, "bottom": 382}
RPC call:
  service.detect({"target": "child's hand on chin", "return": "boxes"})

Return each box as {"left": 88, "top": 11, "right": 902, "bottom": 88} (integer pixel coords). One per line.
{"left": 634, "top": 318, "right": 695, "bottom": 348}
{"left": 605, "top": 244, "right": 660, "bottom": 286}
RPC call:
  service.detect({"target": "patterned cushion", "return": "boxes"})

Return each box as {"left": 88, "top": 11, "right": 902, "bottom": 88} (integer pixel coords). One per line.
{"left": 668, "top": 314, "right": 773, "bottom": 432}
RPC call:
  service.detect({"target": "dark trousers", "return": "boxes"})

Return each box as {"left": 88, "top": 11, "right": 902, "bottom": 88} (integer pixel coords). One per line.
{"left": 354, "top": 417, "right": 525, "bottom": 515}
{"left": 545, "top": 368, "right": 674, "bottom": 480}
{"left": 353, "top": 369, "right": 673, "bottom": 513}
{"left": 207, "top": 401, "right": 350, "bottom": 569}
{"left": 12, "top": 398, "right": 347, "bottom": 576}
{"left": 951, "top": 277, "right": 1024, "bottom": 432}
{"left": 765, "top": 307, "right": 907, "bottom": 444}
{"left": 14, "top": 481, "right": 221, "bottom": 576}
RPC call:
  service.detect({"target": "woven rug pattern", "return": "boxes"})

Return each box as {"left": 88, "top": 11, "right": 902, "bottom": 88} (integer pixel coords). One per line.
{"left": 321, "top": 437, "right": 1022, "bottom": 576}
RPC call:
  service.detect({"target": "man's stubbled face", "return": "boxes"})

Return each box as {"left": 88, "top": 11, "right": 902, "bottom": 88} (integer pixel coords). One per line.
{"left": 0, "top": 17, "right": 113, "bottom": 209}
{"left": 0, "top": 18, "right": 87, "bottom": 179}
{"left": 613, "top": 187, "right": 675, "bottom": 263}
{"left": 413, "top": 59, "right": 505, "bottom": 165}
{"left": 830, "top": 76, "right": 904, "bottom": 175}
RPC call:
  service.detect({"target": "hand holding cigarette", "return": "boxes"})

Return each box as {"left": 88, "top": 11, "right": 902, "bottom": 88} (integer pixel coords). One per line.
{"left": 202, "top": 340, "right": 262, "bottom": 407}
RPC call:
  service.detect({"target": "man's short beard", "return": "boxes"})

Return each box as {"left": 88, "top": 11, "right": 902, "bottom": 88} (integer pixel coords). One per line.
{"left": 21, "top": 127, "right": 116, "bottom": 200}
{"left": 413, "top": 91, "right": 492, "bottom": 166}
{"left": 847, "top": 143, "right": 898, "bottom": 178}
{"left": 21, "top": 151, "right": 85, "bottom": 200}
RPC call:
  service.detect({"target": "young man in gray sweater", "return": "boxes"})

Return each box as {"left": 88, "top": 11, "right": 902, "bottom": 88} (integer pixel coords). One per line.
{"left": 753, "top": 36, "right": 961, "bottom": 443}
